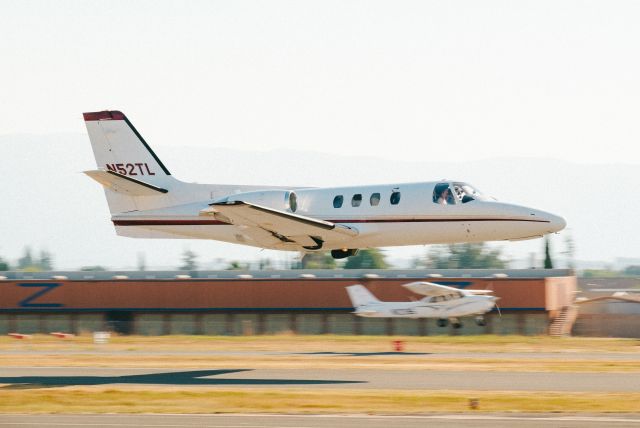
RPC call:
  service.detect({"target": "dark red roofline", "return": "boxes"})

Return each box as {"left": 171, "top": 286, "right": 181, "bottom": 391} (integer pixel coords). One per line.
{"left": 83, "top": 110, "right": 126, "bottom": 121}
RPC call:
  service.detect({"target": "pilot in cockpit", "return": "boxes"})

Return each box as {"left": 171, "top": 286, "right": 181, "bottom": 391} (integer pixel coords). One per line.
{"left": 437, "top": 188, "right": 451, "bottom": 205}
{"left": 434, "top": 183, "right": 455, "bottom": 205}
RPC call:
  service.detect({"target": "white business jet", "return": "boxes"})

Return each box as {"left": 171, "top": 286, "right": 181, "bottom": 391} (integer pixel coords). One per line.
{"left": 346, "top": 282, "right": 497, "bottom": 328}
{"left": 83, "top": 110, "right": 566, "bottom": 259}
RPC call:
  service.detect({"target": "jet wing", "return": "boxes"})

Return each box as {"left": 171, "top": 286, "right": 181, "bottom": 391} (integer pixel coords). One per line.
{"left": 402, "top": 281, "right": 464, "bottom": 297}
{"left": 200, "top": 201, "right": 357, "bottom": 250}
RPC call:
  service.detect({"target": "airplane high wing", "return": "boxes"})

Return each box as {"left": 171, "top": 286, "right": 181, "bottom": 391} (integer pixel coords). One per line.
{"left": 402, "top": 281, "right": 463, "bottom": 297}
{"left": 402, "top": 281, "right": 493, "bottom": 297}
{"left": 200, "top": 201, "right": 358, "bottom": 250}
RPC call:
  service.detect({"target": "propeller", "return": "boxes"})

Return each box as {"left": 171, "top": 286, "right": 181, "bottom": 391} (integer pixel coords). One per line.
{"left": 485, "top": 283, "right": 502, "bottom": 318}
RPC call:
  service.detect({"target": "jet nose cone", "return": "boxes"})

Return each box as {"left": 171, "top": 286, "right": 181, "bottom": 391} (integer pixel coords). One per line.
{"left": 548, "top": 213, "right": 567, "bottom": 233}
{"left": 529, "top": 208, "right": 566, "bottom": 234}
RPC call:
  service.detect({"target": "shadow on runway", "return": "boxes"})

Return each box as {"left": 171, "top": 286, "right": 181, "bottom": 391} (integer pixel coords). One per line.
{"left": 0, "top": 369, "right": 365, "bottom": 389}
{"left": 299, "top": 352, "right": 429, "bottom": 356}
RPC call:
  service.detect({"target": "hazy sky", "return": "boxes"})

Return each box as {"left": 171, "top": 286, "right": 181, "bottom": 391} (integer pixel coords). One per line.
{"left": 1, "top": 1, "right": 639, "bottom": 164}
{"left": 1, "top": 1, "right": 639, "bottom": 270}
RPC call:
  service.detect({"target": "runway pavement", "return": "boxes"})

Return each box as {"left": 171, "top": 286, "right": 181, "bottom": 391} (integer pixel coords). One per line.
{"left": 1, "top": 413, "right": 640, "bottom": 428}
{"left": 1, "top": 366, "right": 639, "bottom": 392}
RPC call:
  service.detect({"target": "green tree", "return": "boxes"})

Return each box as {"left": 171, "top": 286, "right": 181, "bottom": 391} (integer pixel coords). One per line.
{"left": 38, "top": 250, "right": 53, "bottom": 271}
{"left": 426, "top": 243, "right": 507, "bottom": 269}
{"left": 226, "top": 261, "right": 247, "bottom": 270}
{"left": 298, "top": 252, "right": 337, "bottom": 269}
{"left": 0, "top": 256, "right": 9, "bottom": 271}
{"left": 344, "top": 249, "right": 389, "bottom": 269}
{"left": 258, "top": 258, "right": 273, "bottom": 270}
{"left": 623, "top": 265, "right": 640, "bottom": 276}
{"left": 179, "top": 250, "right": 198, "bottom": 271}
{"left": 17, "top": 247, "right": 34, "bottom": 270}
{"left": 544, "top": 237, "right": 554, "bottom": 269}
{"left": 562, "top": 232, "right": 575, "bottom": 269}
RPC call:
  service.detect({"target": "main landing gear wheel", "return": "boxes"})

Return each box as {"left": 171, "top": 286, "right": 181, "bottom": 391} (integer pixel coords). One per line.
{"left": 475, "top": 316, "right": 487, "bottom": 327}
{"left": 436, "top": 318, "right": 448, "bottom": 328}
{"left": 451, "top": 321, "right": 463, "bottom": 329}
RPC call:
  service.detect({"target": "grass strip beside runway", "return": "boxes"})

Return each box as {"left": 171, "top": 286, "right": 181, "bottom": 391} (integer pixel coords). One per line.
{"left": 1, "top": 388, "right": 639, "bottom": 414}
{"left": 1, "top": 335, "right": 638, "bottom": 353}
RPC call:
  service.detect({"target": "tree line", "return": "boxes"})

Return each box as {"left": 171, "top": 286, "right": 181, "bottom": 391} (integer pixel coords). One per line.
{"left": 0, "top": 247, "right": 53, "bottom": 272}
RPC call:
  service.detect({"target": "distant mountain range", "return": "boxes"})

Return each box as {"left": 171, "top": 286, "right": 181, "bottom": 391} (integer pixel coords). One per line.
{"left": 1, "top": 133, "right": 637, "bottom": 270}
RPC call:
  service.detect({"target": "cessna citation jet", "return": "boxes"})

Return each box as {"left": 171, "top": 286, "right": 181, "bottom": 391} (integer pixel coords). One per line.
{"left": 83, "top": 110, "right": 566, "bottom": 259}
{"left": 347, "top": 282, "right": 497, "bottom": 328}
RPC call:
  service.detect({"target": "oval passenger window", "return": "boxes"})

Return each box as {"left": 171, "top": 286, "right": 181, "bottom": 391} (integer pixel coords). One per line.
{"left": 289, "top": 192, "right": 297, "bottom": 212}
{"left": 390, "top": 191, "right": 401, "bottom": 205}
{"left": 333, "top": 195, "right": 344, "bottom": 208}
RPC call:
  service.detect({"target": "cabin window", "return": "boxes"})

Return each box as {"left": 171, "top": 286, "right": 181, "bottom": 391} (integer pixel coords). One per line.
{"left": 433, "top": 183, "right": 455, "bottom": 205}
{"left": 390, "top": 191, "right": 401, "bottom": 205}
{"left": 289, "top": 192, "right": 298, "bottom": 212}
{"left": 351, "top": 194, "right": 363, "bottom": 207}
{"left": 370, "top": 193, "right": 381, "bottom": 206}
{"left": 333, "top": 195, "right": 344, "bottom": 208}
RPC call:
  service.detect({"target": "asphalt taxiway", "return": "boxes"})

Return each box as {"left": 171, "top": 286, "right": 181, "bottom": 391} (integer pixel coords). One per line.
{"left": 1, "top": 366, "right": 639, "bottom": 392}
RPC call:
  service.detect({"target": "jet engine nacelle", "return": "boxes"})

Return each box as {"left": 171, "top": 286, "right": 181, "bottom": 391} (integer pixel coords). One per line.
{"left": 221, "top": 190, "right": 299, "bottom": 212}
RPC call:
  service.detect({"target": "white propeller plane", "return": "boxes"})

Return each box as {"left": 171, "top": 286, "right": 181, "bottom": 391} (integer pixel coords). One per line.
{"left": 346, "top": 282, "right": 498, "bottom": 328}
{"left": 83, "top": 110, "right": 566, "bottom": 259}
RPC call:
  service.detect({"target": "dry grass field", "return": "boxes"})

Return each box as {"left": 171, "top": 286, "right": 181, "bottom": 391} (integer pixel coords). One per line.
{"left": 1, "top": 335, "right": 639, "bottom": 414}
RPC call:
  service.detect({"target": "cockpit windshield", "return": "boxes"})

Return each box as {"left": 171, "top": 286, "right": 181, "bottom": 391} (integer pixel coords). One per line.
{"left": 433, "top": 182, "right": 489, "bottom": 205}
{"left": 452, "top": 182, "right": 488, "bottom": 203}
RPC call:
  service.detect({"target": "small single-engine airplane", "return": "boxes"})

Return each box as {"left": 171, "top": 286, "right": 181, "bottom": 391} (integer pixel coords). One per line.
{"left": 346, "top": 282, "right": 498, "bottom": 328}
{"left": 83, "top": 110, "right": 566, "bottom": 258}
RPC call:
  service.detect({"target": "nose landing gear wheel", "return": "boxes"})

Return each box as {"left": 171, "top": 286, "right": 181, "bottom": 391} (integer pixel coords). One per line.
{"left": 475, "top": 316, "right": 487, "bottom": 327}
{"left": 436, "top": 318, "right": 448, "bottom": 328}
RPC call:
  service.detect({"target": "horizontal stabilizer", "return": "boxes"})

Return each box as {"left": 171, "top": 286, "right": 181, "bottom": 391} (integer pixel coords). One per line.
{"left": 84, "top": 169, "right": 168, "bottom": 196}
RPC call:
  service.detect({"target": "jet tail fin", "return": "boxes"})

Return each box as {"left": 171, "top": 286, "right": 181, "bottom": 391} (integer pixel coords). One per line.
{"left": 83, "top": 110, "right": 181, "bottom": 214}
{"left": 346, "top": 285, "right": 380, "bottom": 307}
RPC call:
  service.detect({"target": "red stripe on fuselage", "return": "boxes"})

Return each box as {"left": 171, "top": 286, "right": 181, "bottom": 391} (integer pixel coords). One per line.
{"left": 112, "top": 218, "right": 550, "bottom": 226}
{"left": 113, "top": 219, "right": 229, "bottom": 226}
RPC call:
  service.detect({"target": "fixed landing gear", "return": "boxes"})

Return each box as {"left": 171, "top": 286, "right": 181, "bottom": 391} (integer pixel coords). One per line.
{"left": 331, "top": 249, "right": 359, "bottom": 259}
{"left": 437, "top": 318, "right": 464, "bottom": 329}
{"left": 475, "top": 316, "right": 487, "bottom": 327}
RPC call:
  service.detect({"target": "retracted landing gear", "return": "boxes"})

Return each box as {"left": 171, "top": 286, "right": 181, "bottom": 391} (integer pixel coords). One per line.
{"left": 331, "top": 249, "right": 359, "bottom": 259}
